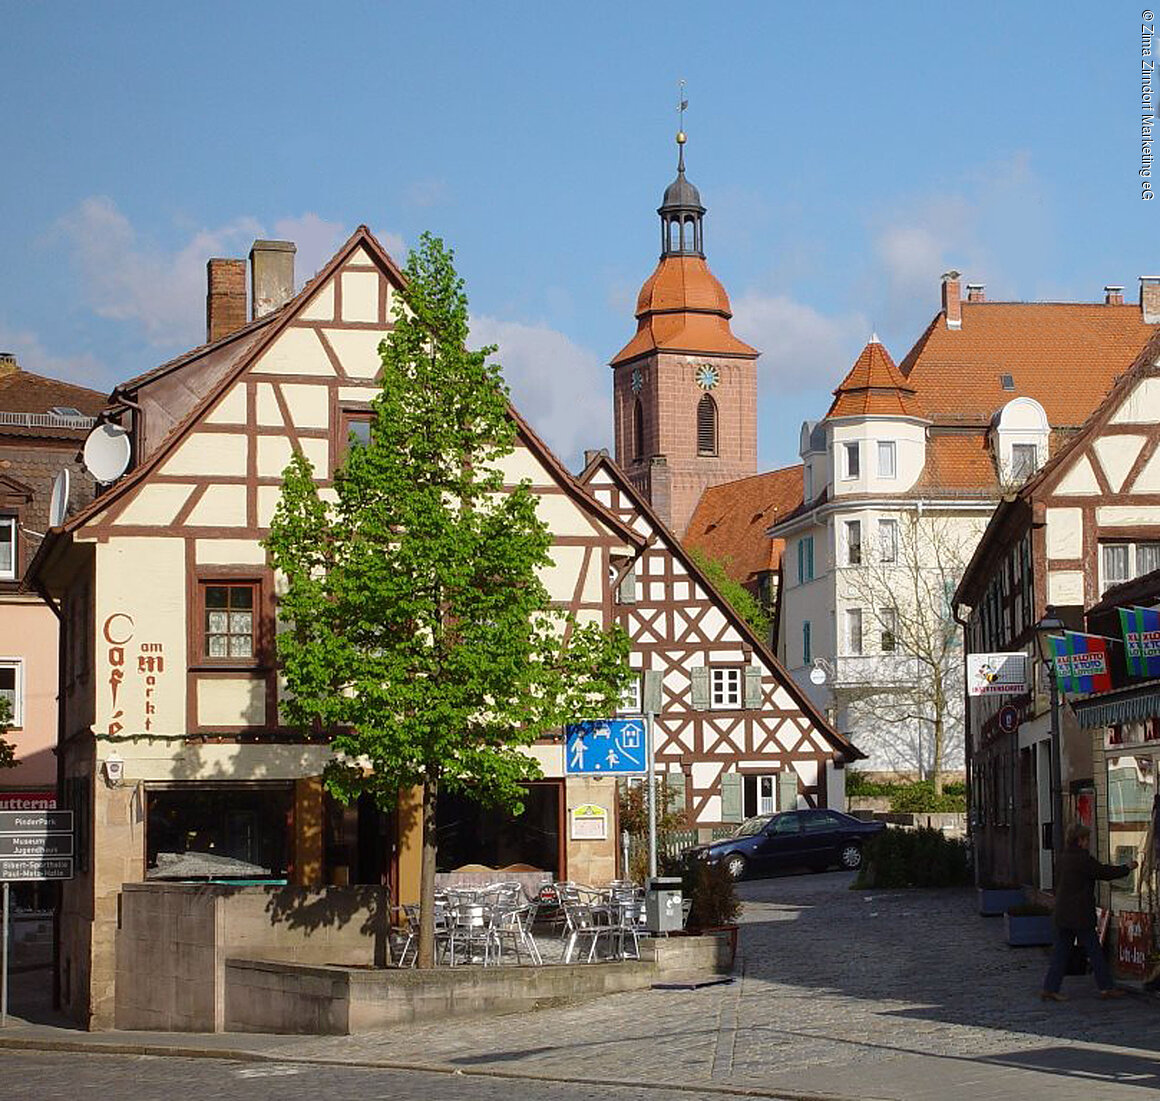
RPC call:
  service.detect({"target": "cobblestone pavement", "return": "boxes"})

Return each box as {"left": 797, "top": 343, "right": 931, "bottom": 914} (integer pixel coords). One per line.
{"left": 4, "top": 871, "right": 1159, "bottom": 1099}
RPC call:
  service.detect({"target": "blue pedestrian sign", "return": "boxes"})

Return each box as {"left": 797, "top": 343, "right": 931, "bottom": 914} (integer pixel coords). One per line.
{"left": 564, "top": 718, "right": 648, "bottom": 776}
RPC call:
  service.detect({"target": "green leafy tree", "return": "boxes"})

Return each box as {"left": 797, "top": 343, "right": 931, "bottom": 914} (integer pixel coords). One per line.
{"left": 687, "top": 547, "right": 772, "bottom": 639}
{"left": 0, "top": 696, "right": 14, "bottom": 769}
{"left": 266, "top": 233, "right": 632, "bottom": 967}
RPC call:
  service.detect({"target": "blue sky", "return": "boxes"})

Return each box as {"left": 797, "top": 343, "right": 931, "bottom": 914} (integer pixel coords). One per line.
{"left": 1, "top": 2, "right": 1154, "bottom": 469}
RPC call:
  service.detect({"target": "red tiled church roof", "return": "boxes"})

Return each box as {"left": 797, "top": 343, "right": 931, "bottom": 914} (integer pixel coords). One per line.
{"left": 611, "top": 257, "right": 758, "bottom": 365}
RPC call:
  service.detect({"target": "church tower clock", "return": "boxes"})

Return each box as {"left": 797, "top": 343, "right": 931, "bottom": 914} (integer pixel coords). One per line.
{"left": 611, "top": 130, "right": 759, "bottom": 536}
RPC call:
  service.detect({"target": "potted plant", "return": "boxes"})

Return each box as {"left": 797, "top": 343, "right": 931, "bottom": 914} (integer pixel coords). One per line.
{"left": 1004, "top": 902, "right": 1053, "bottom": 946}
{"left": 683, "top": 857, "right": 742, "bottom": 966}
{"left": 978, "top": 881, "right": 1025, "bottom": 916}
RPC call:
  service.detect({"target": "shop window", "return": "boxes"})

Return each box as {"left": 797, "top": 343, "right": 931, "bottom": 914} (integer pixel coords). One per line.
{"left": 1107, "top": 755, "right": 1155, "bottom": 895}
{"left": 146, "top": 784, "right": 292, "bottom": 880}
{"left": 200, "top": 582, "right": 259, "bottom": 663}
{"left": 435, "top": 782, "right": 560, "bottom": 876}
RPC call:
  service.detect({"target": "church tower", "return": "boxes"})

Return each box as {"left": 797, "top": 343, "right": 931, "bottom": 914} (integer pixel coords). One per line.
{"left": 611, "top": 129, "right": 759, "bottom": 536}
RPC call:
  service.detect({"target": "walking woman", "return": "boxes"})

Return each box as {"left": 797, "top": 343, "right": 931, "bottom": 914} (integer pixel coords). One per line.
{"left": 1041, "top": 823, "right": 1137, "bottom": 1001}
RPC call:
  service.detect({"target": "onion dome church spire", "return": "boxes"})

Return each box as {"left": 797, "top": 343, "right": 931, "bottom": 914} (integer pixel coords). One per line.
{"left": 610, "top": 97, "right": 760, "bottom": 537}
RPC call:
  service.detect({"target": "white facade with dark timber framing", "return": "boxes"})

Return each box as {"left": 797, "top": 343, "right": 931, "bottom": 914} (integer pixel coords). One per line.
{"left": 581, "top": 454, "right": 859, "bottom": 824}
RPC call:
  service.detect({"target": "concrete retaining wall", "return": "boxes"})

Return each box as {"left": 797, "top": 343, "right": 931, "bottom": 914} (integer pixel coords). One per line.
{"left": 115, "top": 882, "right": 389, "bottom": 1031}
{"left": 225, "top": 933, "right": 732, "bottom": 1035}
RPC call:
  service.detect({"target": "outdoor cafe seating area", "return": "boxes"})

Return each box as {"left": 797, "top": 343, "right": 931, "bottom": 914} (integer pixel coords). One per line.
{"left": 389, "top": 880, "right": 680, "bottom": 968}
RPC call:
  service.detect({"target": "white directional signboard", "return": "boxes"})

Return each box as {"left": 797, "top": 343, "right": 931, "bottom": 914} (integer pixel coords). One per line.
{"left": 0, "top": 810, "right": 74, "bottom": 881}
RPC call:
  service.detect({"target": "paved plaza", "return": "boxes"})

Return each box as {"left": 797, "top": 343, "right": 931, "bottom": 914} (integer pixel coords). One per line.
{"left": 3, "top": 870, "right": 1159, "bottom": 1100}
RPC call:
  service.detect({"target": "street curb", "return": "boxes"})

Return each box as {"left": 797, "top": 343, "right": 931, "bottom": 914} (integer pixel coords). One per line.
{"left": 0, "top": 1034, "right": 878, "bottom": 1101}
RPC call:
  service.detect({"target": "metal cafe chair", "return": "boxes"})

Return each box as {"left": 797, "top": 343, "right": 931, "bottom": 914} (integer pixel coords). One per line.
{"left": 492, "top": 900, "right": 543, "bottom": 965}
{"left": 388, "top": 904, "right": 420, "bottom": 968}
{"left": 562, "top": 899, "right": 619, "bottom": 963}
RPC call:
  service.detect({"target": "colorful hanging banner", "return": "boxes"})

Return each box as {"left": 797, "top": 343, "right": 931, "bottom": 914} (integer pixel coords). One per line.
{"left": 1118, "top": 605, "right": 1160, "bottom": 679}
{"left": 1048, "top": 632, "right": 1114, "bottom": 695}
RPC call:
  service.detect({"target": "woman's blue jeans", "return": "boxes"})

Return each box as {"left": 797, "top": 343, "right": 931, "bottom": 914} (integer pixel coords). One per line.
{"left": 1042, "top": 926, "right": 1114, "bottom": 992}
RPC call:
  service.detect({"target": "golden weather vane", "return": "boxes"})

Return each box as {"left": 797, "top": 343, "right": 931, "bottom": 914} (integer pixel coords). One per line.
{"left": 677, "top": 79, "right": 688, "bottom": 146}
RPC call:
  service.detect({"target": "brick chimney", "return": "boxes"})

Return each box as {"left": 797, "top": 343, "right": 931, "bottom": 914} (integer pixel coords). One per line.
{"left": 941, "top": 271, "right": 962, "bottom": 330}
{"left": 1141, "top": 276, "right": 1160, "bottom": 323}
{"left": 1105, "top": 285, "right": 1125, "bottom": 305}
{"left": 0, "top": 352, "right": 17, "bottom": 378}
{"left": 206, "top": 259, "right": 247, "bottom": 343}
{"left": 966, "top": 283, "right": 986, "bottom": 303}
{"left": 250, "top": 240, "right": 296, "bottom": 320}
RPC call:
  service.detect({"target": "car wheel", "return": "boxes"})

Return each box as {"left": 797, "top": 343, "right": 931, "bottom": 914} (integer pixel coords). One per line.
{"left": 838, "top": 843, "right": 862, "bottom": 870}
{"left": 723, "top": 854, "right": 748, "bottom": 881}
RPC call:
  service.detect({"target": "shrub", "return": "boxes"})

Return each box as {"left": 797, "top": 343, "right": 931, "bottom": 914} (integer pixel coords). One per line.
{"left": 845, "top": 771, "right": 966, "bottom": 813}
{"left": 682, "top": 857, "right": 741, "bottom": 929}
{"left": 853, "top": 827, "right": 971, "bottom": 889}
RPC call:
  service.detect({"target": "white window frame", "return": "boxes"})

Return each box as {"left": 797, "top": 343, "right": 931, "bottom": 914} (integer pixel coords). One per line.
{"left": 1100, "top": 541, "right": 1160, "bottom": 592}
{"left": 1011, "top": 443, "right": 1038, "bottom": 482}
{"left": 617, "top": 677, "right": 642, "bottom": 715}
{"left": 880, "top": 607, "right": 898, "bottom": 653}
{"left": 846, "top": 608, "right": 864, "bottom": 656}
{"left": 877, "top": 440, "right": 897, "bottom": 479}
{"left": 879, "top": 518, "right": 898, "bottom": 564}
{"left": 843, "top": 441, "right": 860, "bottom": 480}
{"left": 0, "top": 658, "right": 23, "bottom": 728}
{"left": 845, "top": 520, "right": 862, "bottom": 566}
{"left": 710, "top": 667, "right": 742, "bottom": 709}
{"left": 0, "top": 517, "right": 15, "bottom": 581}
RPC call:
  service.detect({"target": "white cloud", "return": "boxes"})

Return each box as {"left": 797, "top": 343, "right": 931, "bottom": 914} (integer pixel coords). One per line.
{"left": 53, "top": 199, "right": 404, "bottom": 352}
{"left": 272, "top": 213, "right": 349, "bottom": 288}
{"left": 55, "top": 197, "right": 263, "bottom": 348}
{"left": 0, "top": 323, "right": 110, "bottom": 394}
{"left": 469, "top": 315, "right": 610, "bottom": 470}
{"left": 731, "top": 291, "right": 870, "bottom": 397}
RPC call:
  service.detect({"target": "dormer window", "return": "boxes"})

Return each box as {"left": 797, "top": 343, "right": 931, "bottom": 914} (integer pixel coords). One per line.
{"left": 0, "top": 516, "right": 14, "bottom": 580}
{"left": 1000, "top": 374, "right": 1015, "bottom": 391}
{"left": 1011, "top": 444, "right": 1037, "bottom": 482}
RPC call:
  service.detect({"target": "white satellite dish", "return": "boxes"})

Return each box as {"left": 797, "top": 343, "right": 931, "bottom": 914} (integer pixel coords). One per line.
{"left": 48, "top": 468, "right": 71, "bottom": 527}
{"left": 809, "top": 665, "right": 827, "bottom": 686}
{"left": 82, "top": 423, "right": 131, "bottom": 484}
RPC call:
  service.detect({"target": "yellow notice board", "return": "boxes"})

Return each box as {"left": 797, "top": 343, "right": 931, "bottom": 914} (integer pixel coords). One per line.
{"left": 570, "top": 803, "right": 608, "bottom": 841}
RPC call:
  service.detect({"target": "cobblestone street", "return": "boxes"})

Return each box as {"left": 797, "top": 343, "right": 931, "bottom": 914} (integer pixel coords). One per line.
{"left": 4, "top": 871, "right": 1159, "bottom": 1099}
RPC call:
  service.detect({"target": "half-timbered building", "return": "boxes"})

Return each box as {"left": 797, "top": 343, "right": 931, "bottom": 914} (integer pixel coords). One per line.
{"left": 955, "top": 327, "right": 1160, "bottom": 892}
{"left": 29, "top": 225, "right": 852, "bottom": 1028}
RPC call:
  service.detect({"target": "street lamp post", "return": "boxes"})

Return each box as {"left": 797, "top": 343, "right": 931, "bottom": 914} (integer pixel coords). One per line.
{"left": 1034, "top": 606, "right": 1066, "bottom": 859}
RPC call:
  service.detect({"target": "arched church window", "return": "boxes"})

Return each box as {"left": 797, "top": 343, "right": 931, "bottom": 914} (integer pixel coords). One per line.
{"left": 697, "top": 394, "right": 717, "bottom": 456}
{"left": 668, "top": 220, "right": 679, "bottom": 252}
{"left": 633, "top": 398, "right": 646, "bottom": 461}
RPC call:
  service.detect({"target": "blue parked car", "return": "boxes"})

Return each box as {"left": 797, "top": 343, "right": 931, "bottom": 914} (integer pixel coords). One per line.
{"left": 684, "top": 809, "right": 886, "bottom": 880}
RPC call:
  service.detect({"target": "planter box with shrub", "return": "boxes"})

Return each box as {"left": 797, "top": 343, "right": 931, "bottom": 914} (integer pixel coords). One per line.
{"left": 978, "top": 887, "right": 1024, "bottom": 916}
{"left": 1004, "top": 904, "right": 1053, "bottom": 946}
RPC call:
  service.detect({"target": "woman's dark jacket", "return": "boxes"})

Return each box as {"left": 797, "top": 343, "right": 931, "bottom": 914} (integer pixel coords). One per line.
{"left": 1052, "top": 847, "right": 1130, "bottom": 929}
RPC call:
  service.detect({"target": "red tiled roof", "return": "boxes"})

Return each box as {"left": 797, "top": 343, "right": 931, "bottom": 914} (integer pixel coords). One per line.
{"left": 611, "top": 256, "right": 759, "bottom": 365}
{"left": 684, "top": 465, "right": 803, "bottom": 589}
{"left": 0, "top": 365, "right": 107, "bottom": 440}
{"left": 900, "top": 303, "right": 1158, "bottom": 425}
{"left": 827, "top": 338, "right": 921, "bottom": 419}
{"left": 912, "top": 433, "right": 1002, "bottom": 494}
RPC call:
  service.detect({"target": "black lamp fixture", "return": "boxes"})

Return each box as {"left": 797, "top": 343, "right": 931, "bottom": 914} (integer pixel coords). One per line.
{"left": 1034, "top": 605, "right": 1065, "bottom": 664}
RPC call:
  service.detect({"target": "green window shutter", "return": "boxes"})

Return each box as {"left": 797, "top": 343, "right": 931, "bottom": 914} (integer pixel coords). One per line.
{"left": 690, "top": 667, "right": 710, "bottom": 710}
{"left": 743, "top": 666, "right": 763, "bottom": 709}
{"left": 642, "top": 670, "right": 663, "bottom": 714}
{"left": 618, "top": 568, "right": 637, "bottom": 605}
{"left": 720, "top": 772, "right": 743, "bottom": 822}
{"left": 777, "top": 770, "right": 799, "bottom": 811}
{"left": 664, "top": 770, "right": 686, "bottom": 808}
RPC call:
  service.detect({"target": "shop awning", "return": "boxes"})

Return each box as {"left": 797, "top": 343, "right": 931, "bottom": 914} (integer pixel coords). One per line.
{"left": 1071, "top": 681, "right": 1160, "bottom": 728}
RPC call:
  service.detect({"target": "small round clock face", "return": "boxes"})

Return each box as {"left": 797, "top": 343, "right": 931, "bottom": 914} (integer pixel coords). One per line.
{"left": 631, "top": 368, "right": 644, "bottom": 394}
{"left": 695, "top": 363, "right": 720, "bottom": 390}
